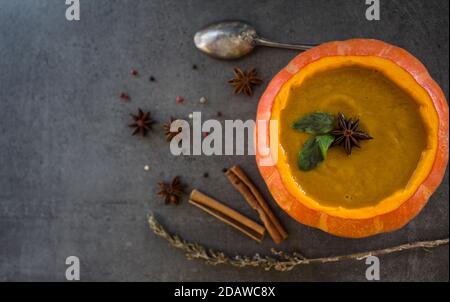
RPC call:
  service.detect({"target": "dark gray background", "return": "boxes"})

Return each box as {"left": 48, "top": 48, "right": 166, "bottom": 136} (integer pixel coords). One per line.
{"left": 0, "top": 0, "right": 448, "bottom": 282}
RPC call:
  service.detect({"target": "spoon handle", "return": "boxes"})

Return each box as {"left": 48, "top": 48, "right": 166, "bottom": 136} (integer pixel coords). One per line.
{"left": 254, "top": 37, "right": 316, "bottom": 51}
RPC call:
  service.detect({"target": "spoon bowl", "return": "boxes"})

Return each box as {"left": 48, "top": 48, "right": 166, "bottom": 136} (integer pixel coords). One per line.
{"left": 194, "top": 21, "right": 256, "bottom": 59}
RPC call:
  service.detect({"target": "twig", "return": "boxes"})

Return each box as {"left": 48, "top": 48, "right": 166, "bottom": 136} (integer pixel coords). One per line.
{"left": 148, "top": 214, "right": 449, "bottom": 272}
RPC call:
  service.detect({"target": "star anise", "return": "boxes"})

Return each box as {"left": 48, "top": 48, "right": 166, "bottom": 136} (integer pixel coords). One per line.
{"left": 331, "top": 112, "right": 373, "bottom": 155}
{"left": 157, "top": 176, "right": 185, "bottom": 205}
{"left": 228, "top": 68, "right": 263, "bottom": 96}
{"left": 163, "top": 117, "right": 182, "bottom": 142}
{"left": 129, "top": 108, "right": 155, "bottom": 137}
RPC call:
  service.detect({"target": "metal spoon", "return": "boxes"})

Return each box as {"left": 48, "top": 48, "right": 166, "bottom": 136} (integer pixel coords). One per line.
{"left": 194, "top": 21, "right": 315, "bottom": 60}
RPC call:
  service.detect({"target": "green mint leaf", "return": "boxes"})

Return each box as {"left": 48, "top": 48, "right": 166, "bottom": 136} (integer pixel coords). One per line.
{"left": 316, "top": 134, "right": 335, "bottom": 159}
{"left": 298, "top": 137, "right": 324, "bottom": 171}
{"left": 292, "top": 112, "right": 335, "bottom": 134}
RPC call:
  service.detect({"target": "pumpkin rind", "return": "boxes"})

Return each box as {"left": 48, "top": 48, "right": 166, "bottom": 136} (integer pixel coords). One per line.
{"left": 255, "top": 39, "right": 449, "bottom": 238}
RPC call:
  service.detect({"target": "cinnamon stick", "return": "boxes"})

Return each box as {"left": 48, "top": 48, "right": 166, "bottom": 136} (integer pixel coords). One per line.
{"left": 189, "top": 189, "right": 265, "bottom": 243}
{"left": 225, "top": 166, "right": 288, "bottom": 244}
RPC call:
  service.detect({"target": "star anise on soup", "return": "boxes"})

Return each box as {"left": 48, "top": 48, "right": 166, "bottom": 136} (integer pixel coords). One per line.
{"left": 331, "top": 112, "right": 373, "bottom": 155}
{"left": 228, "top": 68, "right": 263, "bottom": 96}
{"left": 163, "top": 117, "right": 182, "bottom": 142}
{"left": 157, "top": 176, "right": 185, "bottom": 205}
{"left": 129, "top": 108, "right": 155, "bottom": 137}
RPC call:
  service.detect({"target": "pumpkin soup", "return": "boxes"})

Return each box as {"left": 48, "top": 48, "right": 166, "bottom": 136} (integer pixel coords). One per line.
{"left": 257, "top": 39, "right": 447, "bottom": 237}
{"left": 278, "top": 65, "right": 427, "bottom": 208}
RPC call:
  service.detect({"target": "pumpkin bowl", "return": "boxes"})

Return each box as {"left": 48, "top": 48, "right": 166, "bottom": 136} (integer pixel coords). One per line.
{"left": 255, "top": 39, "right": 448, "bottom": 238}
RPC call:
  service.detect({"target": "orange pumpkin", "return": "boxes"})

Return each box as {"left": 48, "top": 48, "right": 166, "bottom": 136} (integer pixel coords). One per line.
{"left": 255, "top": 39, "right": 448, "bottom": 238}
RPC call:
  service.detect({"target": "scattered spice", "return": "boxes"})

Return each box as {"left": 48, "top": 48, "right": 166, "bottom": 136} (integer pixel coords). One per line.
{"left": 176, "top": 96, "right": 185, "bottom": 104}
{"left": 203, "top": 173, "right": 209, "bottom": 178}
{"left": 120, "top": 92, "right": 131, "bottom": 102}
{"left": 199, "top": 96, "right": 207, "bottom": 104}
{"left": 192, "top": 64, "right": 198, "bottom": 70}
{"left": 128, "top": 108, "right": 155, "bottom": 137}
{"left": 163, "top": 117, "right": 182, "bottom": 142}
{"left": 331, "top": 112, "right": 373, "bottom": 155}
{"left": 131, "top": 69, "right": 139, "bottom": 76}
{"left": 157, "top": 176, "right": 185, "bottom": 205}
{"left": 144, "top": 165, "right": 150, "bottom": 171}
{"left": 222, "top": 168, "right": 228, "bottom": 173}
{"left": 228, "top": 68, "right": 263, "bottom": 96}
{"left": 217, "top": 111, "right": 223, "bottom": 117}
{"left": 149, "top": 76, "right": 156, "bottom": 82}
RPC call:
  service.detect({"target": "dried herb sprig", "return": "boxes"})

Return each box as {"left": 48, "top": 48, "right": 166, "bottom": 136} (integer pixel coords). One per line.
{"left": 148, "top": 214, "right": 449, "bottom": 272}
{"left": 293, "top": 112, "right": 373, "bottom": 171}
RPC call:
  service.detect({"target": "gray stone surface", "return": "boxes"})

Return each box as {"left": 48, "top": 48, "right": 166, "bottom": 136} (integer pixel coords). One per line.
{"left": 0, "top": 0, "right": 448, "bottom": 281}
